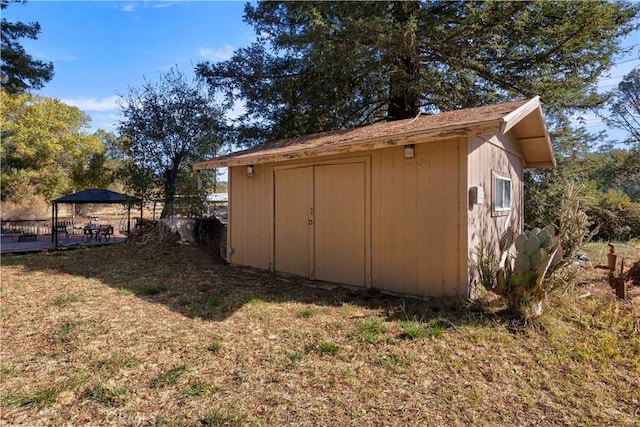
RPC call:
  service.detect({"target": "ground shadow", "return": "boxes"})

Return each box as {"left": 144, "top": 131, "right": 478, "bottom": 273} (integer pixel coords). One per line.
{"left": 2, "top": 236, "right": 508, "bottom": 328}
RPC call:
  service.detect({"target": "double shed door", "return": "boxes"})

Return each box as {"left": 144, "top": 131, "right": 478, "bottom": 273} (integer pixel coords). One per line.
{"left": 274, "top": 162, "right": 367, "bottom": 287}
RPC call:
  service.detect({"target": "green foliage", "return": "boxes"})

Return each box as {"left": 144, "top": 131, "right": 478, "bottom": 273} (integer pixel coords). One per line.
{"left": 140, "top": 285, "right": 167, "bottom": 296}
{"left": 587, "top": 190, "right": 640, "bottom": 241}
{"left": 1, "top": 0, "right": 54, "bottom": 94}
{"left": 51, "top": 293, "right": 81, "bottom": 306}
{"left": 100, "top": 352, "right": 140, "bottom": 371}
{"left": 558, "top": 183, "right": 597, "bottom": 259}
{"left": 180, "top": 381, "right": 219, "bottom": 398}
{"left": 607, "top": 69, "right": 640, "bottom": 146}
{"left": 207, "top": 341, "right": 221, "bottom": 353}
{"left": 399, "top": 320, "right": 425, "bottom": 340}
{"left": 425, "top": 318, "right": 455, "bottom": 338}
{"left": 197, "top": 1, "right": 638, "bottom": 146}
{"left": 117, "top": 67, "right": 224, "bottom": 218}
{"left": 201, "top": 407, "right": 248, "bottom": 427}
{"left": 354, "top": 317, "right": 387, "bottom": 344}
{"left": 148, "top": 365, "right": 188, "bottom": 389}
{"left": 524, "top": 124, "right": 640, "bottom": 241}
{"left": 0, "top": 91, "right": 109, "bottom": 211}
{"left": 317, "top": 341, "right": 340, "bottom": 355}
{"left": 478, "top": 225, "right": 565, "bottom": 318}
{"left": 299, "top": 307, "right": 318, "bottom": 318}
{"left": 81, "top": 383, "right": 127, "bottom": 406}
{"left": 472, "top": 236, "right": 499, "bottom": 291}
{"left": 5, "top": 386, "right": 61, "bottom": 408}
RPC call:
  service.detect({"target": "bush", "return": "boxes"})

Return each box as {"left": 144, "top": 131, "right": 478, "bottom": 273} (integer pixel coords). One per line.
{"left": 586, "top": 191, "right": 640, "bottom": 241}
{"left": 558, "top": 183, "right": 597, "bottom": 259}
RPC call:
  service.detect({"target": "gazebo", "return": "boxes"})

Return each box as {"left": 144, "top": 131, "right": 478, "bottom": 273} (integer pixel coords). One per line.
{"left": 51, "top": 188, "right": 141, "bottom": 248}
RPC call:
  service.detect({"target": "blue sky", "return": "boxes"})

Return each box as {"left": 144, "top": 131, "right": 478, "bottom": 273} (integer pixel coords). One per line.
{"left": 3, "top": 0, "right": 639, "bottom": 144}
{"left": 4, "top": 0, "right": 253, "bottom": 132}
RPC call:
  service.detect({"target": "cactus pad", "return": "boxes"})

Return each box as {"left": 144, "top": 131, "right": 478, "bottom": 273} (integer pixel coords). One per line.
{"left": 515, "top": 234, "right": 528, "bottom": 253}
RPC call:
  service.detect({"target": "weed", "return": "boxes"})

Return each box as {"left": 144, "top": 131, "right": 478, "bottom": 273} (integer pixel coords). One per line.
{"left": 100, "top": 352, "right": 140, "bottom": 371}
{"left": 116, "top": 287, "right": 135, "bottom": 296}
{"left": 288, "top": 349, "right": 305, "bottom": 365}
{"left": 201, "top": 407, "right": 248, "bottom": 426}
{"left": 425, "top": 318, "right": 455, "bottom": 337}
{"left": 353, "top": 317, "right": 387, "bottom": 343}
{"left": 140, "top": 285, "right": 167, "bottom": 295}
{"left": 54, "top": 320, "right": 81, "bottom": 344}
{"left": 180, "top": 380, "right": 219, "bottom": 398}
{"left": 0, "top": 363, "right": 20, "bottom": 378}
{"left": 399, "top": 320, "right": 425, "bottom": 340}
{"left": 205, "top": 294, "right": 222, "bottom": 307}
{"left": 148, "top": 365, "right": 188, "bottom": 389}
{"left": 51, "top": 294, "right": 81, "bottom": 306}
{"left": 379, "top": 352, "right": 410, "bottom": 374}
{"left": 81, "top": 383, "right": 127, "bottom": 406}
{"left": 299, "top": 307, "right": 318, "bottom": 318}
{"left": 317, "top": 341, "right": 339, "bottom": 355}
{"left": 207, "top": 341, "right": 222, "bottom": 353}
{"left": 5, "top": 386, "right": 62, "bottom": 408}
{"left": 248, "top": 298, "right": 264, "bottom": 305}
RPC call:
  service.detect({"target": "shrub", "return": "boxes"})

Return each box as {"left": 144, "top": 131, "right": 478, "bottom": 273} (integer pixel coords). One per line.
{"left": 558, "top": 183, "right": 597, "bottom": 259}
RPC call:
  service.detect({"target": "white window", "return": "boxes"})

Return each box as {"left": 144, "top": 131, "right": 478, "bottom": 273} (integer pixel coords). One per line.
{"left": 494, "top": 174, "right": 512, "bottom": 212}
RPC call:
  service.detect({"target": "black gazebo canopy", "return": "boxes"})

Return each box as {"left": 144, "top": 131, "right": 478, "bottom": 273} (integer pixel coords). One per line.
{"left": 51, "top": 188, "right": 141, "bottom": 247}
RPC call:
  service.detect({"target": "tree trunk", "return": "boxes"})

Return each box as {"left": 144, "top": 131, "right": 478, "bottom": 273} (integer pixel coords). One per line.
{"left": 386, "top": 1, "right": 422, "bottom": 122}
{"left": 160, "top": 161, "right": 180, "bottom": 219}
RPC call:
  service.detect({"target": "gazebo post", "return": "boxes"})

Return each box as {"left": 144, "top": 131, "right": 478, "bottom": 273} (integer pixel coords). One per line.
{"left": 51, "top": 203, "right": 55, "bottom": 244}
{"left": 54, "top": 203, "right": 59, "bottom": 248}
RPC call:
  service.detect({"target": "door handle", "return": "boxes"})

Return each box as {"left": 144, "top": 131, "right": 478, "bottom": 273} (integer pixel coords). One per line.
{"left": 308, "top": 219, "right": 313, "bottom": 225}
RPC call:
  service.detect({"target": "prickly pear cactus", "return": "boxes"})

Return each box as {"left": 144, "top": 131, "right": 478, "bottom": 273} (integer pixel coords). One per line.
{"left": 493, "top": 224, "right": 564, "bottom": 318}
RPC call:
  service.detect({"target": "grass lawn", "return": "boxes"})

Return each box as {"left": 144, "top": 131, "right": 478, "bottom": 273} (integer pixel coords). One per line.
{"left": 1, "top": 237, "right": 639, "bottom": 426}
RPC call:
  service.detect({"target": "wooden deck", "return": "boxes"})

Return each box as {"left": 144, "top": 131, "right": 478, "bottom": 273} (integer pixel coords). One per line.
{"left": 1, "top": 232, "right": 128, "bottom": 255}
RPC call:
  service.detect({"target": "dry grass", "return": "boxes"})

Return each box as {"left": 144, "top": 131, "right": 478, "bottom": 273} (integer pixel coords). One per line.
{"left": 1, "top": 238, "right": 639, "bottom": 426}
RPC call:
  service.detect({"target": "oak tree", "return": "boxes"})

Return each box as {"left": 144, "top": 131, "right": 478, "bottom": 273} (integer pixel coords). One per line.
{"left": 0, "top": 91, "right": 106, "bottom": 212}
{"left": 117, "top": 67, "right": 224, "bottom": 218}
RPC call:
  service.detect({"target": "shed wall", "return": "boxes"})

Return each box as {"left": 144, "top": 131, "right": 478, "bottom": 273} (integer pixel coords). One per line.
{"left": 227, "top": 137, "right": 469, "bottom": 298}
{"left": 467, "top": 133, "right": 525, "bottom": 287}
{"left": 372, "top": 139, "right": 467, "bottom": 297}
{"left": 228, "top": 164, "right": 273, "bottom": 270}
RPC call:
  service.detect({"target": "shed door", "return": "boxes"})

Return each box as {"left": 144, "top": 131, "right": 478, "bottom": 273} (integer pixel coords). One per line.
{"left": 274, "top": 162, "right": 367, "bottom": 287}
{"left": 274, "top": 167, "right": 313, "bottom": 277}
{"left": 313, "top": 163, "right": 366, "bottom": 286}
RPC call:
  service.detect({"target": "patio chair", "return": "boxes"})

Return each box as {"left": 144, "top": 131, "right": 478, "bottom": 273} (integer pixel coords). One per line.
{"left": 82, "top": 225, "right": 97, "bottom": 242}
{"left": 99, "top": 225, "right": 114, "bottom": 242}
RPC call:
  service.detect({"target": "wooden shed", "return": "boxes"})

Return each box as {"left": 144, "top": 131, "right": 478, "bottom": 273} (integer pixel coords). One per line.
{"left": 194, "top": 97, "right": 555, "bottom": 298}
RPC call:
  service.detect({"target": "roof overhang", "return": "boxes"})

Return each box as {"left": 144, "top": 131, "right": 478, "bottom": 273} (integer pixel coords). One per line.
{"left": 194, "top": 97, "right": 555, "bottom": 170}
{"left": 501, "top": 97, "right": 556, "bottom": 168}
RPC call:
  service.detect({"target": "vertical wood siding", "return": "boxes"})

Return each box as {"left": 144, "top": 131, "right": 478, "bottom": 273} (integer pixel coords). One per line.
{"left": 466, "top": 133, "right": 524, "bottom": 287}
{"left": 228, "top": 164, "right": 273, "bottom": 270}
{"left": 227, "top": 133, "right": 528, "bottom": 299}
{"left": 372, "top": 139, "right": 466, "bottom": 297}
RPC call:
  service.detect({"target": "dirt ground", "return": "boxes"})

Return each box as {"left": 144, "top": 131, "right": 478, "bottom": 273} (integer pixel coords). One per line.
{"left": 1, "top": 236, "right": 639, "bottom": 426}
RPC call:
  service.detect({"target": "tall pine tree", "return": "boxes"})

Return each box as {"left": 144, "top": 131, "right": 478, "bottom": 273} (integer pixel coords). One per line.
{"left": 197, "top": 1, "right": 639, "bottom": 147}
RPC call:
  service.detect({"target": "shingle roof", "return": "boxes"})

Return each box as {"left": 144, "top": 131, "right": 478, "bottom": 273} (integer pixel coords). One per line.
{"left": 194, "top": 97, "right": 554, "bottom": 169}
{"left": 52, "top": 189, "right": 140, "bottom": 204}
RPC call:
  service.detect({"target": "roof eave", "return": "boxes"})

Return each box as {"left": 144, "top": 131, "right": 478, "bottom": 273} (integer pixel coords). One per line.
{"left": 502, "top": 96, "right": 556, "bottom": 169}
{"left": 193, "top": 119, "right": 504, "bottom": 170}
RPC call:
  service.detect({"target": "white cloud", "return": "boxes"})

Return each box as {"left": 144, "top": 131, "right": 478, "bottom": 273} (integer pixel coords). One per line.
{"left": 199, "top": 45, "right": 235, "bottom": 62}
{"left": 62, "top": 96, "right": 120, "bottom": 112}
{"left": 153, "top": 2, "right": 180, "bottom": 9}
{"left": 121, "top": 3, "right": 137, "bottom": 12}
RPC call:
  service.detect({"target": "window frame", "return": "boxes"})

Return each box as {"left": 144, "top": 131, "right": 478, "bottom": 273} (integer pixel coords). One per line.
{"left": 492, "top": 171, "right": 512, "bottom": 216}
